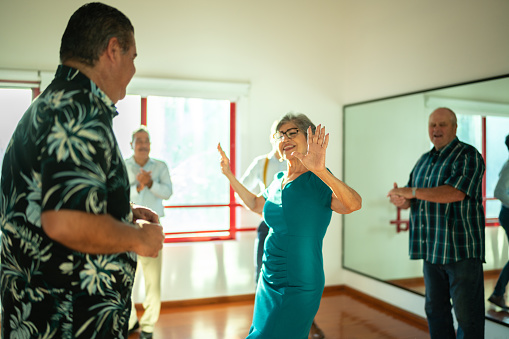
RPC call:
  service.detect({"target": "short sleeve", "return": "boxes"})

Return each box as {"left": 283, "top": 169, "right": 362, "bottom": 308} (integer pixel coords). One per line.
{"left": 311, "top": 169, "right": 333, "bottom": 207}
{"left": 41, "top": 97, "right": 112, "bottom": 215}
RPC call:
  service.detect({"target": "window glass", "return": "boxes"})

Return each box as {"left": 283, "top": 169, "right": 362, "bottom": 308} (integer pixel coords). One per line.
{"left": 0, "top": 88, "right": 33, "bottom": 173}
{"left": 457, "top": 114, "right": 509, "bottom": 220}
{"left": 113, "top": 95, "right": 141, "bottom": 159}
{"left": 486, "top": 116, "right": 509, "bottom": 218}
{"left": 161, "top": 207, "right": 230, "bottom": 234}
{"left": 146, "top": 96, "right": 231, "bottom": 233}
{"left": 456, "top": 114, "right": 482, "bottom": 151}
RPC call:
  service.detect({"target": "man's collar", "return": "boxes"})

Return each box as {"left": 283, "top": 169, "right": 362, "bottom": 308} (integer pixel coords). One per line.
{"left": 55, "top": 64, "right": 117, "bottom": 117}
{"left": 132, "top": 156, "right": 152, "bottom": 167}
{"left": 430, "top": 137, "right": 459, "bottom": 155}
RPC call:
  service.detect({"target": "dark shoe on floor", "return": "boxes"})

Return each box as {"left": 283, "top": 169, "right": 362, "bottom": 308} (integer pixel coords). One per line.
{"left": 310, "top": 320, "right": 325, "bottom": 339}
{"left": 128, "top": 321, "right": 140, "bottom": 335}
{"left": 488, "top": 294, "right": 509, "bottom": 310}
{"left": 139, "top": 331, "right": 153, "bottom": 339}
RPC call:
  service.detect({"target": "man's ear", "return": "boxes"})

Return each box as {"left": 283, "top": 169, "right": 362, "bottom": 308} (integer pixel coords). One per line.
{"left": 104, "top": 37, "right": 120, "bottom": 63}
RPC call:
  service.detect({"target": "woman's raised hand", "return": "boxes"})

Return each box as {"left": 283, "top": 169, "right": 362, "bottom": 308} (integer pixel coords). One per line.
{"left": 292, "top": 124, "right": 328, "bottom": 173}
{"left": 217, "top": 143, "right": 233, "bottom": 177}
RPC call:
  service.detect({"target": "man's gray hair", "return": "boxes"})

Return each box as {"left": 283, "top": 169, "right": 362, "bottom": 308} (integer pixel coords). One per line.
{"left": 131, "top": 125, "right": 150, "bottom": 142}
{"left": 435, "top": 107, "right": 457, "bottom": 126}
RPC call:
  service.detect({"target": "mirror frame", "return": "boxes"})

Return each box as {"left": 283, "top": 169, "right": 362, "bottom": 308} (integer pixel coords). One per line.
{"left": 341, "top": 72, "right": 509, "bottom": 295}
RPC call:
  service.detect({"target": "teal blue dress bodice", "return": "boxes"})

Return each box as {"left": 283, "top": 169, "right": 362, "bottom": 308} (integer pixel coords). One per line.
{"left": 247, "top": 171, "right": 333, "bottom": 339}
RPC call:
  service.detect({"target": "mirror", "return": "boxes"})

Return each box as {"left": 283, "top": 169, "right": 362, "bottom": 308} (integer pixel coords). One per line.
{"left": 342, "top": 74, "right": 509, "bottom": 325}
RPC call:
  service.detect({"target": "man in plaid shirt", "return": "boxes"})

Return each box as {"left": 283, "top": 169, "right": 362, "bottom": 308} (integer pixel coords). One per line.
{"left": 388, "top": 107, "right": 485, "bottom": 339}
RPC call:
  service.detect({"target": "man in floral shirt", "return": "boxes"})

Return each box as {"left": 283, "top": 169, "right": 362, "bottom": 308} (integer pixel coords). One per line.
{"left": 0, "top": 3, "right": 165, "bottom": 338}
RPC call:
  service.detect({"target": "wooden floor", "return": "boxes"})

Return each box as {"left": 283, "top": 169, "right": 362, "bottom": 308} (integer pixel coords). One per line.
{"left": 128, "top": 286, "right": 430, "bottom": 339}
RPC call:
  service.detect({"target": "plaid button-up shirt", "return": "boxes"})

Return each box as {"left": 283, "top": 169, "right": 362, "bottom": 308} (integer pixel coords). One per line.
{"left": 407, "top": 137, "right": 485, "bottom": 264}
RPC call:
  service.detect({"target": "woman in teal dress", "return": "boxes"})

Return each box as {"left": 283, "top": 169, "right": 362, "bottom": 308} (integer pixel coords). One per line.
{"left": 218, "top": 113, "right": 362, "bottom": 339}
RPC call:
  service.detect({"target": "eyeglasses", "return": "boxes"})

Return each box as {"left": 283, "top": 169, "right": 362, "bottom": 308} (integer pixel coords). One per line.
{"left": 273, "top": 128, "right": 299, "bottom": 140}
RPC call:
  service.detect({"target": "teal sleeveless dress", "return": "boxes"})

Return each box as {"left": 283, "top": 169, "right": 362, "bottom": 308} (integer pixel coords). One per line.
{"left": 246, "top": 171, "right": 333, "bottom": 339}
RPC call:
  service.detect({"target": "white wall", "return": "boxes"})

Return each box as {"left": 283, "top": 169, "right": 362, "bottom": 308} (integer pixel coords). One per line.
{"left": 339, "top": 0, "right": 509, "bottom": 103}
{"left": 2, "top": 0, "right": 509, "bottom": 335}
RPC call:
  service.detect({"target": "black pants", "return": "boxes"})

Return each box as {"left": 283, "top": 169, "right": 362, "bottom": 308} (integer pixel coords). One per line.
{"left": 254, "top": 220, "right": 269, "bottom": 284}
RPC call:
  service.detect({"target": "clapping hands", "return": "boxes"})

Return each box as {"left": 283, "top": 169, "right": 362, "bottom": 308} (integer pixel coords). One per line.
{"left": 136, "top": 168, "right": 152, "bottom": 191}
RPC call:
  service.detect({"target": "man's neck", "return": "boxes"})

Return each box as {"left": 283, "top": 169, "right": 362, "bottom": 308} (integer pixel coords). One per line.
{"left": 134, "top": 155, "right": 149, "bottom": 167}
{"left": 63, "top": 59, "right": 113, "bottom": 103}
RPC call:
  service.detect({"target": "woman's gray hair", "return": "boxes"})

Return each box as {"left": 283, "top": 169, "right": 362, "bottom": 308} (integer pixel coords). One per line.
{"left": 274, "top": 113, "right": 316, "bottom": 138}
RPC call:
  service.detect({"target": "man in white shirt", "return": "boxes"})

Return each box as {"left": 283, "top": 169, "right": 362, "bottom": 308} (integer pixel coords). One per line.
{"left": 125, "top": 126, "right": 173, "bottom": 339}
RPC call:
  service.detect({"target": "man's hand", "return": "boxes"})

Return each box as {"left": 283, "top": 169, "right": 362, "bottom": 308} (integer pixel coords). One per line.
{"left": 387, "top": 182, "right": 411, "bottom": 209}
{"left": 136, "top": 169, "right": 153, "bottom": 191}
{"left": 135, "top": 220, "right": 165, "bottom": 258}
{"left": 132, "top": 204, "right": 159, "bottom": 223}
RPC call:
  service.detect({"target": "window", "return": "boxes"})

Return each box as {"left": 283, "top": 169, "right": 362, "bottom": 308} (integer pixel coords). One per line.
{"left": 116, "top": 95, "right": 247, "bottom": 242}
{"left": 147, "top": 96, "right": 233, "bottom": 238}
{"left": 456, "top": 114, "right": 509, "bottom": 224}
{"left": 0, "top": 87, "right": 34, "bottom": 173}
{"left": 113, "top": 94, "right": 142, "bottom": 158}
{"left": 485, "top": 116, "right": 509, "bottom": 219}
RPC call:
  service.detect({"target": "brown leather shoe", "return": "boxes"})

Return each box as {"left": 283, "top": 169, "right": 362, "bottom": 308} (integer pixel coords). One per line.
{"left": 309, "top": 320, "right": 325, "bottom": 339}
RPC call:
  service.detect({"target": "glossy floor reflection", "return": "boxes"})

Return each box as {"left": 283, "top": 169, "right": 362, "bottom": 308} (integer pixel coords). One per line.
{"left": 391, "top": 269, "right": 509, "bottom": 327}
{"left": 128, "top": 287, "right": 429, "bottom": 339}
{"left": 484, "top": 270, "right": 509, "bottom": 326}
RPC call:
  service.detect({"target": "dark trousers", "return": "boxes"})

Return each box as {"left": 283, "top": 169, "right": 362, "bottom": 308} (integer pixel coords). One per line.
{"left": 492, "top": 206, "right": 509, "bottom": 296}
{"left": 254, "top": 220, "right": 269, "bottom": 284}
{"left": 423, "top": 259, "right": 485, "bottom": 339}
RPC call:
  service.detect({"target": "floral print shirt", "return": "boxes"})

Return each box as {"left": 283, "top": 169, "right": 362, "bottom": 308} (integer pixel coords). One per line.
{"left": 0, "top": 65, "right": 136, "bottom": 338}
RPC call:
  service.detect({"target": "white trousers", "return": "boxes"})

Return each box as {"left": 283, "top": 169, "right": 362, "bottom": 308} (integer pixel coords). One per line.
{"left": 129, "top": 250, "right": 162, "bottom": 333}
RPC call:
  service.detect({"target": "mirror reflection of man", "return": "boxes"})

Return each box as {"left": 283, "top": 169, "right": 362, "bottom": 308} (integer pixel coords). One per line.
{"left": 125, "top": 126, "right": 173, "bottom": 339}
{"left": 388, "top": 107, "right": 486, "bottom": 339}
